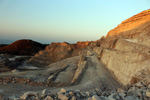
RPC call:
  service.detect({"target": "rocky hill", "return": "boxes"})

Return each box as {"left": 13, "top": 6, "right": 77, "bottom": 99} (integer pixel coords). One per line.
{"left": 0, "top": 39, "right": 46, "bottom": 55}
{"left": 106, "top": 9, "right": 150, "bottom": 38}
{"left": 27, "top": 9, "right": 150, "bottom": 87}
{"left": 29, "top": 41, "right": 97, "bottom": 67}
{"left": 1, "top": 9, "right": 150, "bottom": 99}
{"left": 94, "top": 9, "right": 150, "bottom": 85}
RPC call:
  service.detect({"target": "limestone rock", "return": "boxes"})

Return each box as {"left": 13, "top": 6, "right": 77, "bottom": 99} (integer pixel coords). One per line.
{"left": 58, "top": 92, "right": 69, "bottom": 100}
{"left": 146, "top": 91, "right": 150, "bottom": 98}
{"left": 92, "top": 95, "right": 101, "bottom": 100}
{"left": 61, "top": 88, "right": 67, "bottom": 93}
{"left": 20, "top": 91, "right": 38, "bottom": 100}
{"left": 44, "top": 96, "right": 53, "bottom": 100}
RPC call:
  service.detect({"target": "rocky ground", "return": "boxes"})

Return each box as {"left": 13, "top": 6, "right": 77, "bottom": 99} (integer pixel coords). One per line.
{"left": 1, "top": 81, "right": 150, "bottom": 100}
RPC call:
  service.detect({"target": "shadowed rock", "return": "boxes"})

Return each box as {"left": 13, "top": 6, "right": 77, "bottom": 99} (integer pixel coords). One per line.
{"left": 0, "top": 39, "right": 46, "bottom": 55}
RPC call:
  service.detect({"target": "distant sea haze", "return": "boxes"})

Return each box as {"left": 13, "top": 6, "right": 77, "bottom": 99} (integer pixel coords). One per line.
{"left": 0, "top": 39, "right": 14, "bottom": 44}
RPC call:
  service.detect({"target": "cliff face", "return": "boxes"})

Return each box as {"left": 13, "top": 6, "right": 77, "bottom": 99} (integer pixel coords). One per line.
{"left": 107, "top": 9, "right": 150, "bottom": 38}
{"left": 95, "top": 9, "right": 150, "bottom": 85}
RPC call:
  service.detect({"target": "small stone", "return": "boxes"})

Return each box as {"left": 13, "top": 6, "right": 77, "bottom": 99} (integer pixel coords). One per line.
{"left": 75, "top": 89, "right": 80, "bottom": 93}
{"left": 44, "top": 96, "right": 53, "bottom": 100}
{"left": 87, "top": 97, "right": 92, "bottom": 100}
{"left": 92, "top": 95, "right": 101, "bottom": 100}
{"left": 118, "top": 93, "right": 126, "bottom": 98}
{"left": 61, "top": 88, "right": 67, "bottom": 93}
{"left": 58, "top": 92, "right": 69, "bottom": 100}
{"left": 135, "top": 82, "right": 143, "bottom": 88}
{"left": 42, "top": 89, "right": 48, "bottom": 97}
{"left": 86, "top": 91, "right": 91, "bottom": 97}
{"left": 80, "top": 92, "right": 87, "bottom": 98}
{"left": 146, "top": 91, "right": 150, "bottom": 98}
{"left": 9, "top": 96, "right": 19, "bottom": 100}
{"left": 71, "top": 96, "right": 76, "bottom": 100}
{"left": 117, "top": 88, "right": 124, "bottom": 93}
{"left": 69, "top": 91, "right": 74, "bottom": 96}
{"left": 20, "top": 91, "right": 38, "bottom": 100}
{"left": 148, "top": 84, "right": 150, "bottom": 89}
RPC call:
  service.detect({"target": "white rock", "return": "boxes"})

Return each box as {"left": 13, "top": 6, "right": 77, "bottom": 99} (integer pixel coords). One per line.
{"left": 75, "top": 89, "right": 80, "bottom": 93}
{"left": 71, "top": 96, "right": 76, "bottom": 100}
{"left": 20, "top": 91, "right": 38, "bottom": 99}
{"left": 146, "top": 91, "right": 150, "bottom": 98}
{"left": 11, "top": 69, "right": 20, "bottom": 73}
{"left": 117, "top": 88, "right": 124, "bottom": 93}
{"left": 92, "top": 95, "right": 101, "bottom": 100}
{"left": 135, "top": 82, "right": 143, "bottom": 88}
{"left": 61, "top": 88, "right": 67, "bottom": 93}
{"left": 42, "top": 89, "right": 48, "bottom": 96}
{"left": 44, "top": 96, "right": 53, "bottom": 100}
{"left": 58, "top": 92, "right": 69, "bottom": 100}
{"left": 86, "top": 91, "right": 91, "bottom": 97}
{"left": 148, "top": 84, "right": 150, "bottom": 89}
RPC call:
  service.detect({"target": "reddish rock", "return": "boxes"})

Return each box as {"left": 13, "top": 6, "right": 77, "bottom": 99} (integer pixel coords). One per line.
{"left": 0, "top": 39, "right": 46, "bottom": 55}
{"left": 106, "top": 9, "right": 150, "bottom": 38}
{"left": 29, "top": 41, "right": 93, "bottom": 67}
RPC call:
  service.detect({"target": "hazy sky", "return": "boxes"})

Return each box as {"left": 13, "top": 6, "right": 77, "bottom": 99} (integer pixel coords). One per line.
{"left": 0, "top": 0, "right": 150, "bottom": 44}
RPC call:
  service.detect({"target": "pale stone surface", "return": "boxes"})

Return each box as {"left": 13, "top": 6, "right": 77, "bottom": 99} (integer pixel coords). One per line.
{"left": 44, "top": 96, "right": 53, "bottom": 100}
{"left": 61, "top": 88, "right": 67, "bottom": 93}
{"left": 58, "top": 92, "right": 69, "bottom": 100}
{"left": 92, "top": 95, "right": 101, "bottom": 100}
{"left": 146, "top": 91, "right": 150, "bottom": 98}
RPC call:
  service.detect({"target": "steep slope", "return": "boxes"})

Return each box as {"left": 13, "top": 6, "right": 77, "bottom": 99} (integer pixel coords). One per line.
{"left": 107, "top": 9, "right": 150, "bottom": 38}
{"left": 95, "top": 9, "right": 150, "bottom": 85}
{"left": 0, "top": 39, "right": 46, "bottom": 55}
{"left": 29, "top": 41, "right": 93, "bottom": 67}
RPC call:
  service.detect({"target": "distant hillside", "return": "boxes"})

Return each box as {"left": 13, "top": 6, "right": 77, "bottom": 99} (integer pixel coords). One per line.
{"left": 0, "top": 39, "right": 47, "bottom": 55}
{"left": 0, "top": 44, "right": 8, "bottom": 47}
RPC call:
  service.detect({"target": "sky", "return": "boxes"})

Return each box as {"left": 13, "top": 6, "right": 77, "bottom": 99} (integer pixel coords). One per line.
{"left": 0, "top": 0, "right": 150, "bottom": 44}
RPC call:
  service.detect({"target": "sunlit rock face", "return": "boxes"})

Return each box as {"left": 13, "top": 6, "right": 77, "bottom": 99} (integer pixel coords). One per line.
{"left": 95, "top": 9, "right": 150, "bottom": 85}
{"left": 106, "top": 9, "right": 150, "bottom": 38}
{"left": 29, "top": 41, "right": 94, "bottom": 67}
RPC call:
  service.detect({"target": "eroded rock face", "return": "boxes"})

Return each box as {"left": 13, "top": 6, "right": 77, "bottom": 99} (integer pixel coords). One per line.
{"left": 94, "top": 9, "right": 150, "bottom": 85}
{"left": 29, "top": 41, "right": 93, "bottom": 67}
{"left": 106, "top": 9, "right": 150, "bottom": 38}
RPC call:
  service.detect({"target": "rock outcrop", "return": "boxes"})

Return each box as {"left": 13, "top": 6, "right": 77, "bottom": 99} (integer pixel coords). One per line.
{"left": 0, "top": 39, "right": 46, "bottom": 55}
{"left": 94, "top": 9, "right": 150, "bottom": 85}
{"left": 29, "top": 41, "right": 93, "bottom": 67}
{"left": 106, "top": 9, "right": 150, "bottom": 38}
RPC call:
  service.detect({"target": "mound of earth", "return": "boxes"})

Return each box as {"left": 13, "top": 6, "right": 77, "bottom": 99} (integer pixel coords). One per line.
{"left": 0, "top": 39, "right": 46, "bottom": 55}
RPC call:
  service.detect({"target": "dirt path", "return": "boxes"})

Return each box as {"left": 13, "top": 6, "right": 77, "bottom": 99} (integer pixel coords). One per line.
{"left": 66, "top": 51, "right": 121, "bottom": 90}
{"left": 0, "top": 51, "right": 121, "bottom": 97}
